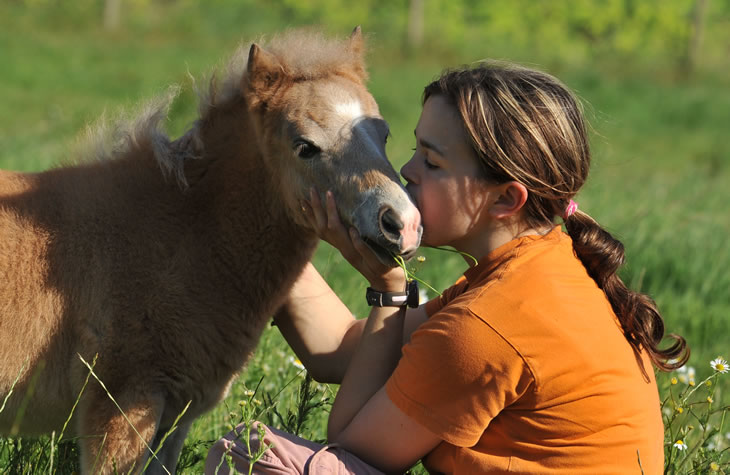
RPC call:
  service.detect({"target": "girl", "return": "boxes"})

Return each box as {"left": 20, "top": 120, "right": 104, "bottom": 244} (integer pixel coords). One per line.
{"left": 206, "top": 61, "right": 687, "bottom": 474}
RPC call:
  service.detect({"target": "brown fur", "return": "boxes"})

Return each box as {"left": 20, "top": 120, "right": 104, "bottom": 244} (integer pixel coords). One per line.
{"left": 0, "top": 28, "right": 419, "bottom": 473}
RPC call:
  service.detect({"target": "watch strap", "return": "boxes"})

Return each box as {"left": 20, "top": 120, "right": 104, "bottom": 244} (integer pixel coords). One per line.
{"left": 366, "top": 280, "right": 419, "bottom": 308}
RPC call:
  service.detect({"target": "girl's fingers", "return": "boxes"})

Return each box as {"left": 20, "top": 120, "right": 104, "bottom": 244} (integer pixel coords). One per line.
{"left": 309, "top": 188, "right": 327, "bottom": 230}
{"left": 307, "top": 188, "right": 351, "bottom": 248}
{"left": 348, "top": 228, "right": 370, "bottom": 255}
{"left": 325, "top": 191, "right": 345, "bottom": 232}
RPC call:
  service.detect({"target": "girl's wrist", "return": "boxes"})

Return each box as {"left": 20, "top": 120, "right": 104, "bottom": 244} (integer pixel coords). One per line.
{"left": 367, "top": 274, "right": 407, "bottom": 293}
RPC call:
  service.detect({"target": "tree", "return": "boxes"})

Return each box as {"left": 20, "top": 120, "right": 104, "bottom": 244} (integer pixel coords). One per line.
{"left": 103, "top": 0, "right": 121, "bottom": 31}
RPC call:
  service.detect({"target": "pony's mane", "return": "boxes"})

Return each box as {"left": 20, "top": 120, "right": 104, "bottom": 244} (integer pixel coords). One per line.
{"left": 74, "top": 29, "right": 362, "bottom": 188}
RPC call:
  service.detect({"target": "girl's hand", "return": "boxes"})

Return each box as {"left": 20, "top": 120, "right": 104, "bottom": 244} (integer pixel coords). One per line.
{"left": 302, "top": 188, "right": 407, "bottom": 292}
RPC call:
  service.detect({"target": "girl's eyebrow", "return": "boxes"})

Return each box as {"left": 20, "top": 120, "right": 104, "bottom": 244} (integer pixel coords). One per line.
{"left": 413, "top": 129, "right": 445, "bottom": 155}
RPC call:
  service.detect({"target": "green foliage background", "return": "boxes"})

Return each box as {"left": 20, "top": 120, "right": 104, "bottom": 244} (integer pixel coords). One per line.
{"left": 0, "top": 0, "right": 728, "bottom": 472}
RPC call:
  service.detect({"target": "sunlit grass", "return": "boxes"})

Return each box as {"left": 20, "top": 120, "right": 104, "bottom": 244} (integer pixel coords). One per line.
{"left": 0, "top": 3, "right": 728, "bottom": 473}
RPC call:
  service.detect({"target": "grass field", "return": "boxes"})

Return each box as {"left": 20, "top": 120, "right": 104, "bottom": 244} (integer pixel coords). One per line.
{"left": 0, "top": 3, "right": 728, "bottom": 473}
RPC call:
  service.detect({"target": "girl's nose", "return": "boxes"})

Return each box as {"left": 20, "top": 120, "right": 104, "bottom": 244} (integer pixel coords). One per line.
{"left": 400, "top": 156, "right": 416, "bottom": 184}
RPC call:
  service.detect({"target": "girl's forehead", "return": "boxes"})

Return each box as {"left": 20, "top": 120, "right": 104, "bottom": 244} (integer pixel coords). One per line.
{"left": 417, "top": 96, "right": 470, "bottom": 148}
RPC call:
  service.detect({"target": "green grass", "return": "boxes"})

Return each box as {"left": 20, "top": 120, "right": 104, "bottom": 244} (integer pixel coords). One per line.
{"left": 0, "top": 2, "right": 728, "bottom": 473}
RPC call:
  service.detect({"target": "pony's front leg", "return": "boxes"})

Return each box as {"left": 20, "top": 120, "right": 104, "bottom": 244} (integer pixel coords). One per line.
{"left": 77, "top": 386, "right": 164, "bottom": 474}
{"left": 144, "top": 420, "right": 194, "bottom": 474}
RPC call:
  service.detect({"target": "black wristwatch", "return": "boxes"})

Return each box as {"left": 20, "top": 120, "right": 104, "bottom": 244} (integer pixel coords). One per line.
{"left": 366, "top": 280, "right": 419, "bottom": 308}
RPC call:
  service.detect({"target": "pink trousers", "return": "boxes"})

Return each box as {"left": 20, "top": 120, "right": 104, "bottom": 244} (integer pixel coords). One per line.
{"left": 205, "top": 421, "right": 385, "bottom": 474}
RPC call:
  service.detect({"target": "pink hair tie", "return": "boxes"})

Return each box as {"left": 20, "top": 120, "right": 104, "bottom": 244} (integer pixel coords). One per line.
{"left": 564, "top": 199, "right": 578, "bottom": 220}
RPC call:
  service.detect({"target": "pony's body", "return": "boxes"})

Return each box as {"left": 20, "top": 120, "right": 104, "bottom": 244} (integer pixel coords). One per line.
{"left": 0, "top": 29, "right": 421, "bottom": 473}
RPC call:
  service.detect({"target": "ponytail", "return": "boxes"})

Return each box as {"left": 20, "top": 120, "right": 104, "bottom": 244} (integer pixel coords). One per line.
{"left": 565, "top": 210, "right": 689, "bottom": 371}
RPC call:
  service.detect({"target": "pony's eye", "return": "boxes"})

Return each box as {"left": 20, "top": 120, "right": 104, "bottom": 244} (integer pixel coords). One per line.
{"left": 293, "top": 139, "right": 320, "bottom": 159}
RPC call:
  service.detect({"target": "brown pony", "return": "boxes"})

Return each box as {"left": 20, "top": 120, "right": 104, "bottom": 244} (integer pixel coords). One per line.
{"left": 0, "top": 28, "right": 421, "bottom": 473}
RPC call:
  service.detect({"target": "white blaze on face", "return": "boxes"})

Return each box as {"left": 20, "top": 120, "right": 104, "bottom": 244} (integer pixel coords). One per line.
{"left": 334, "top": 100, "right": 363, "bottom": 122}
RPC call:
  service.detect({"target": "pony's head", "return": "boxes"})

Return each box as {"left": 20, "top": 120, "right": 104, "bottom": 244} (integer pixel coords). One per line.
{"left": 242, "top": 28, "right": 421, "bottom": 264}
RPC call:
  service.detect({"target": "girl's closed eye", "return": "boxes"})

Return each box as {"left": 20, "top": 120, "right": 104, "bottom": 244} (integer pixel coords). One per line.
{"left": 424, "top": 157, "right": 439, "bottom": 170}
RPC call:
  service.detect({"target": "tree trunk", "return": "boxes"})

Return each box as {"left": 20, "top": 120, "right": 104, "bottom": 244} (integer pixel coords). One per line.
{"left": 103, "top": 0, "right": 122, "bottom": 31}
{"left": 407, "top": 0, "right": 424, "bottom": 49}
{"left": 687, "top": 0, "right": 709, "bottom": 73}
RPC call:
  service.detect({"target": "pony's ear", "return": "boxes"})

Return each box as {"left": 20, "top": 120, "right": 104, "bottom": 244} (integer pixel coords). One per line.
{"left": 347, "top": 26, "right": 368, "bottom": 81}
{"left": 245, "top": 43, "right": 284, "bottom": 94}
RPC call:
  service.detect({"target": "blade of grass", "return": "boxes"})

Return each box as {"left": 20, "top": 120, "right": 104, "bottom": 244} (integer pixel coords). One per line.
{"left": 77, "top": 354, "right": 171, "bottom": 475}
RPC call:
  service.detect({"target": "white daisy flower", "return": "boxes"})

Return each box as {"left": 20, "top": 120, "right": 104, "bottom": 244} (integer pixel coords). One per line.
{"left": 288, "top": 355, "right": 305, "bottom": 370}
{"left": 673, "top": 440, "right": 688, "bottom": 450}
{"left": 676, "top": 365, "right": 696, "bottom": 384}
{"left": 710, "top": 357, "right": 728, "bottom": 374}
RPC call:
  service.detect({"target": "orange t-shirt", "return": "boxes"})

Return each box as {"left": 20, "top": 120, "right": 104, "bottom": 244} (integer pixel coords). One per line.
{"left": 385, "top": 227, "right": 664, "bottom": 474}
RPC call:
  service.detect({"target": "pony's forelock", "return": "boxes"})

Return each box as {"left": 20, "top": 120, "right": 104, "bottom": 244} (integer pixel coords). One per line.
{"left": 197, "top": 29, "right": 365, "bottom": 120}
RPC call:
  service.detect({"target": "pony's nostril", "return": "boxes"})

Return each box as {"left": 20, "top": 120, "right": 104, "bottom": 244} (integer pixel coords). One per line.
{"left": 379, "top": 207, "right": 403, "bottom": 243}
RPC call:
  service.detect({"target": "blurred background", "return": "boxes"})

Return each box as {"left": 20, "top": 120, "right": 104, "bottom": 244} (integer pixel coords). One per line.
{"left": 0, "top": 0, "right": 728, "bottom": 467}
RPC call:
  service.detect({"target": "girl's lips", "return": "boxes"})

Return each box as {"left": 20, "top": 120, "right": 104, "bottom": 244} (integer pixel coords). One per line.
{"left": 405, "top": 185, "right": 419, "bottom": 209}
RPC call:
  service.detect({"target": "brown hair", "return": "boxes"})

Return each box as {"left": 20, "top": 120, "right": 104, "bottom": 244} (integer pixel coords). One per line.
{"left": 424, "top": 62, "right": 688, "bottom": 371}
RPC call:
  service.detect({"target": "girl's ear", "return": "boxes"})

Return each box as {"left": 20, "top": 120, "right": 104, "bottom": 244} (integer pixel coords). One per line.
{"left": 488, "top": 181, "right": 529, "bottom": 219}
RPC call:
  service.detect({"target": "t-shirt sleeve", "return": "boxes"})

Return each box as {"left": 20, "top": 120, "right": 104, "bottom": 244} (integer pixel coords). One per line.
{"left": 385, "top": 304, "right": 534, "bottom": 447}
{"left": 424, "top": 277, "right": 468, "bottom": 317}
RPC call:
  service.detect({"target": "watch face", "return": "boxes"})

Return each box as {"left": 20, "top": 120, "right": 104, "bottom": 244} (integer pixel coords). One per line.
{"left": 406, "top": 280, "right": 420, "bottom": 308}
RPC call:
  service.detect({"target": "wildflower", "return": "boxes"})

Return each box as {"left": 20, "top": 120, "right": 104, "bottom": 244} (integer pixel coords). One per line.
{"left": 288, "top": 355, "right": 305, "bottom": 370}
{"left": 671, "top": 377, "right": 678, "bottom": 385}
{"left": 673, "top": 440, "right": 688, "bottom": 450}
{"left": 710, "top": 357, "right": 728, "bottom": 374}
{"left": 675, "top": 406, "right": 684, "bottom": 414}
{"left": 707, "top": 396, "right": 713, "bottom": 404}
{"left": 244, "top": 389, "right": 255, "bottom": 397}
{"left": 710, "top": 461, "right": 720, "bottom": 471}
{"left": 677, "top": 365, "right": 695, "bottom": 385}
{"left": 416, "top": 255, "right": 426, "bottom": 263}
{"left": 253, "top": 398, "right": 262, "bottom": 406}
{"left": 238, "top": 400, "right": 247, "bottom": 407}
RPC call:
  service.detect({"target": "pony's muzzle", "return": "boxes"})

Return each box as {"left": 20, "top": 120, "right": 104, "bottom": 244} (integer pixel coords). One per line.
{"left": 378, "top": 205, "right": 422, "bottom": 259}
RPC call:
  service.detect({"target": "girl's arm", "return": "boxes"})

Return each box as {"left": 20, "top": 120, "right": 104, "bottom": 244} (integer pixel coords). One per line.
{"left": 274, "top": 188, "right": 427, "bottom": 385}
{"left": 300, "top": 191, "right": 439, "bottom": 472}
{"left": 274, "top": 262, "right": 428, "bottom": 384}
{"left": 273, "top": 262, "right": 365, "bottom": 384}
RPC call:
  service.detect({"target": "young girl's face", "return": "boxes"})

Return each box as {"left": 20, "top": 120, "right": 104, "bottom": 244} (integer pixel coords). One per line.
{"left": 400, "top": 95, "right": 495, "bottom": 252}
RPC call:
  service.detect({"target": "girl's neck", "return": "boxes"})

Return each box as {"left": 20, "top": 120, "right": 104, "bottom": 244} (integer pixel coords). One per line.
{"left": 460, "top": 220, "right": 554, "bottom": 266}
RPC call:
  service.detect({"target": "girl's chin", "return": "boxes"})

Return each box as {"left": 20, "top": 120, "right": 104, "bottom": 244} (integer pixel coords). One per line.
{"left": 418, "top": 233, "right": 438, "bottom": 249}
